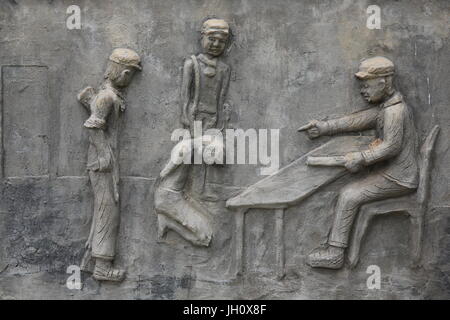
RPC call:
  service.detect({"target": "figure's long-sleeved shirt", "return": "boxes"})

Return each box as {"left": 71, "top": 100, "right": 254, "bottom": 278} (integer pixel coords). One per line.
{"left": 323, "top": 92, "right": 418, "bottom": 189}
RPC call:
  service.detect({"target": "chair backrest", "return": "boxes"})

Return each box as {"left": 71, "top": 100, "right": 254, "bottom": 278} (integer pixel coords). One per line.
{"left": 417, "top": 125, "right": 440, "bottom": 208}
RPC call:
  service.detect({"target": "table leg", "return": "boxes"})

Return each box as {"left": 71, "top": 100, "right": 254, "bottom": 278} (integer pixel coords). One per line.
{"left": 275, "top": 208, "right": 285, "bottom": 280}
{"left": 234, "top": 208, "right": 247, "bottom": 278}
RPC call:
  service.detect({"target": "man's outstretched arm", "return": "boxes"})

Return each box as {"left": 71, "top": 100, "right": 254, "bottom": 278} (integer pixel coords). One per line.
{"left": 299, "top": 107, "right": 379, "bottom": 139}
{"left": 323, "top": 107, "right": 379, "bottom": 135}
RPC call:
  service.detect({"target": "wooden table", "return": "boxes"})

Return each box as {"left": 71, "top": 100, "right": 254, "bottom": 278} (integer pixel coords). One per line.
{"left": 226, "top": 135, "right": 373, "bottom": 278}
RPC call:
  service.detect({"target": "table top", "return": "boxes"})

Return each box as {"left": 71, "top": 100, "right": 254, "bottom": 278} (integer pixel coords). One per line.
{"left": 226, "top": 135, "right": 373, "bottom": 210}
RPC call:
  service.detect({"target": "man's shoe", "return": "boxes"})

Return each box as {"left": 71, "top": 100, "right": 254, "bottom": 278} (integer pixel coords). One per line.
{"left": 93, "top": 267, "right": 125, "bottom": 282}
{"left": 93, "top": 260, "right": 126, "bottom": 282}
{"left": 306, "top": 245, "right": 345, "bottom": 269}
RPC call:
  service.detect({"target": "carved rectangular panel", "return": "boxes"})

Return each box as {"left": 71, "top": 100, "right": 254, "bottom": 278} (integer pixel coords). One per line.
{"left": 2, "top": 66, "right": 49, "bottom": 177}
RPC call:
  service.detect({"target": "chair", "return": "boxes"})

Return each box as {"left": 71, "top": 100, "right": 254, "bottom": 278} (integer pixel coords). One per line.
{"left": 348, "top": 125, "right": 440, "bottom": 268}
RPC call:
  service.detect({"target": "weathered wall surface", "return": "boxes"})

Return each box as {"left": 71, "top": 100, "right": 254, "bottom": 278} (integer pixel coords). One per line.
{"left": 0, "top": 0, "right": 449, "bottom": 299}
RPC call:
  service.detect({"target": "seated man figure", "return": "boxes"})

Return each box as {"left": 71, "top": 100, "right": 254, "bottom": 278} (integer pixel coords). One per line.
{"left": 302, "top": 56, "right": 419, "bottom": 269}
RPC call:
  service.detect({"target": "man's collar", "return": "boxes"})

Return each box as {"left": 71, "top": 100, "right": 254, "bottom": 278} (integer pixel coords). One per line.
{"left": 380, "top": 92, "right": 403, "bottom": 109}
{"left": 198, "top": 53, "right": 217, "bottom": 67}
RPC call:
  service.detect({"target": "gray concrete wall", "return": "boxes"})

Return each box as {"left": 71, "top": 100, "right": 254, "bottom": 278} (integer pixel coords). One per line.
{"left": 0, "top": 0, "right": 449, "bottom": 299}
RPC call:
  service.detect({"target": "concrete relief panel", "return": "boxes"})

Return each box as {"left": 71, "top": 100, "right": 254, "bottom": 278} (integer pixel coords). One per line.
{"left": 0, "top": 0, "right": 449, "bottom": 300}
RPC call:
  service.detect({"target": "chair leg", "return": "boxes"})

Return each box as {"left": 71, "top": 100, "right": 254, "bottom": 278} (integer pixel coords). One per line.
{"left": 410, "top": 211, "right": 424, "bottom": 267}
{"left": 348, "top": 212, "right": 375, "bottom": 269}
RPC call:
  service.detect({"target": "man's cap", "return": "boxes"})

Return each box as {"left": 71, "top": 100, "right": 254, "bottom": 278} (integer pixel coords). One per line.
{"left": 109, "top": 48, "right": 142, "bottom": 71}
{"left": 201, "top": 19, "right": 229, "bottom": 35}
{"left": 355, "top": 56, "right": 394, "bottom": 79}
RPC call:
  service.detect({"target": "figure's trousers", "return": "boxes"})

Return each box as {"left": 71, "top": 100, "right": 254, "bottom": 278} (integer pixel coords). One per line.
{"left": 328, "top": 173, "right": 414, "bottom": 248}
{"left": 88, "top": 170, "right": 120, "bottom": 260}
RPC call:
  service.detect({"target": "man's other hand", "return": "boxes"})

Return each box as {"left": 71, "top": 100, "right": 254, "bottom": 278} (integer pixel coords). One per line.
{"left": 344, "top": 152, "right": 364, "bottom": 173}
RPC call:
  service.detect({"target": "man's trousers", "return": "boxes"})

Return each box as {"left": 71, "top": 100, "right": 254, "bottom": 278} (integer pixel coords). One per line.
{"left": 328, "top": 172, "right": 414, "bottom": 248}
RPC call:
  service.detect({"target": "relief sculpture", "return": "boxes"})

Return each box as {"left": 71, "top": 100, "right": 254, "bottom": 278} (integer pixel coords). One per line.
{"left": 300, "top": 56, "right": 422, "bottom": 269}
{"left": 77, "top": 48, "right": 142, "bottom": 281}
{"left": 154, "top": 19, "right": 231, "bottom": 246}
{"left": 227, "top": 56, "right": 439, "bottom": 275}
{"left": 2, "top": 1, "right": 449, "bottom": 300}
